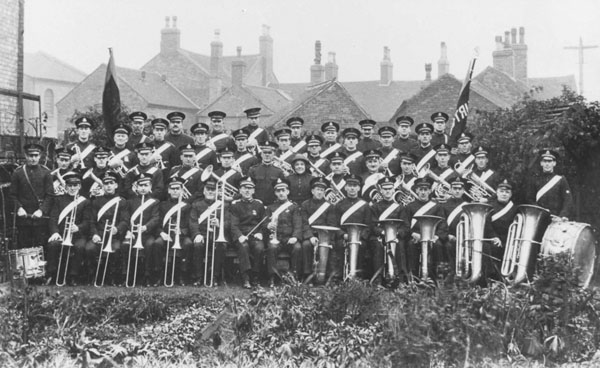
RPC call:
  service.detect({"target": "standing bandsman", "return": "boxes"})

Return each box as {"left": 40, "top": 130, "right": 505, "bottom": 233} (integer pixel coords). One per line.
{"left": 305, "top": 134, "right": 330, "bottom": 176}
{"left": 411, "top": 122, "right": 436, "bottom": 174}
{"left": 127, "top": 111, "right": 150, "bottom": 150}
{"left": 88, "top": 171, "right": 128, "bottom": 285}
{"left": 67, "top": 117, "right": 96, "bottom": 171}
{"left": 274, "top": 128, "right": 295, "bottom": 170}
{"left": 357, "top": 119, "right": 382, "bottom": 152}
{"left": 527, "top": 149, "right": 573, "bottom": 219}
{"left": 398, "top": 153, "right": 418, "bottom": 189}
{"left": 9, "top": 143, "right": 53, "bottom": 250}
{"left": 248, "top": 141, "right": 285, "bottom": 206}
{"left": 50, "top": 147, "right": 72, "bottom": 196}
{"left": 81, "top": 146, "right": 111, "bottom": 198}
{"left": 166, "top": 111, "right": 194, "bottom": 149}
{"left": 207, "top": 111, "right": 233, "bottom": 152}
{"left": 320, "top": 121, "right": 342, "bottom": 158}
{"left": 287, "top": 117, "right": 308, "bottom": 154}
{"left": 264, "top": 178, "right": 303, "bottom": 286}
{"left": 326, "top": 152, "right": 347, "bottom": 202}
{"left": 230, "top": 177, "right": 266, "bottom": 289}
{"left": 361, "top": 149, "right": 385, "bottom": 201}
{"left": 393, "top": 116, "right": 418, "bottom": 152}
{"left": 47, "top": 172, "right": 91, "bottom": 285}
{"left": 453, "top": 132, "right": 475, "bottom": 169}
{"left": 189, "top": 178, "right": 229, "bottom": 286}
{"left": 123, "top": 142, "right": 164, "bottom": 200}
{"left": 151, "top": 118, "right": 178, "bottom": 175}
{"left": 430, "top": 143, "right": 455, "bottom": 202}
{"left": 190, "top": 122, "right": 219, "bottom": 170}
{"left": 169, "top": 144, "right": 204, "bottom": 202}
{"left": 340, "top": 127, "right": 365, "bottom": 175}
{"left": 287, "top": 154, "right": 313, "bottom": 205}
{"left": 232, "top": 128, "right": 260, "bottom": 175}
{"left": 430, "top": 112, "right": 450, "bottom": 146}
{"left": 155, "top": 176, "right": 192, "bottom": 286}
{"left": 109, "top": 123, "right": 137, "bottom": 176}
{"left": 470, "top": 146, "right": 500, "bottom": 198}
{"left": 243, "top": 107, "right": 270, "bottom": 151}
{"left": 123, "top": 172, "right": 160, "bottom": 286}
{"left": 378, "top": 126, "right": 402, "bottom": 175}
{"left": 300, "top": 177, "right": 337, "bottom": 284}
{"left": 213, "top": 147, "right": 243, "bottom": 202}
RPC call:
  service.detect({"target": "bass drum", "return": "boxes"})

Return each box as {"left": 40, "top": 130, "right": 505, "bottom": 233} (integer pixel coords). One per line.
{"left": 541, "top": 221, "right": 597, "bottom": 288}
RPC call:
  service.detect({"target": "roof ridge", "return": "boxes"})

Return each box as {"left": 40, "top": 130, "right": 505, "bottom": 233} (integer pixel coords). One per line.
{"left": 30, "top": 50, "right": 87, "bottom": 76}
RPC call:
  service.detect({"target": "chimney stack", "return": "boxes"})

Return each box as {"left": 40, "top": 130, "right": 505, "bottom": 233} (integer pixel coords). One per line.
{"left": 160, "top": 15, "right": 181, "bottom": 54}
{"left": 493, "top": 29, "right": 515, "bottom": 78}
{"left": 519, "top": 26, "right": 525, "bottom": 44}
{"left": 504, "top": 31, "right": 510, "bottom": 46}
{"left": 512, "top": 26, "right": 528, "bottom": 82}
{"left": 438, "top": 42, "right": 449, "bottom": 78}
{"left": 425, "top": 63, "right": 432, "bottom": 82}
{"left": 380, "top": 46, "right": 393, "bottom": 85}
{"left": 209, "top": 30, "right": 223, "bottom": 103}
{"left": 231, "top": 46, "right": 246, "bottom": 87}
{"left": 492, "top": 26, "right": 527, "bottom": 82}
{"left": 495, "top": 36, "right": 503, "bottom": 51}
{"left": 310, "top": 40, "right": 325, "bottom": 84}
{"left": 259, "top": 24, "right": 273, "bottom": 87}
{"left": 325, "top": 52, "right": 338, "bottom": 80}
{"left": 511, "top": 28, "right": 517, "bottom": 44}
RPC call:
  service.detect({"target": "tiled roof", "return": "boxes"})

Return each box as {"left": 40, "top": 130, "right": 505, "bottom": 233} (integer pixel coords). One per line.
{"left": 199, "top": 84, "right": 291, "bottom": 117}
{"left": 473, "top": 66, "right": 529, "bottom": 107}
{"left": 528, "top": 75, "right": 577, "bottom": 100}
{"left": 24, "top": 51, "right": 86, "bottom": 83}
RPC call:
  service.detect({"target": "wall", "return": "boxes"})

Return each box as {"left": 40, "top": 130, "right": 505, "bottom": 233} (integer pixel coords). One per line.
{"left": 0, "top": 0, "right": 19, "bottom": 135}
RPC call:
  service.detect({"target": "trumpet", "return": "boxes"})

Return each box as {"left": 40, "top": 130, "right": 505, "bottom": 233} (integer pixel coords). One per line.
{"left": 200, "top": 165, "right": 239, "bottom": 199}
{"left": 455, "top": 203, "right": 493, "bottom": 283}
{"left": 272, "top": 156, "right": 295, "bottom": 176}
{"left": 94, "top": 202, "right": 120, "bottom": 287}
{"left": 126, "top": 195, "right": 146, "bottom": 288}
{"left": 56, "top": 194, "right": 79, "bottom": 286}
{"left": 342, "top": 223, "right": 367, "bottom": 280}
{"left": 413, "top": 215, "right": 443, "bottom": 280}
{"left": 164, "top": 194, "right": 184, "bottom": 287}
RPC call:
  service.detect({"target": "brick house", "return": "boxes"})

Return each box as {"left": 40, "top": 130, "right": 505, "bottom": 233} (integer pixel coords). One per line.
{"left": 0, "top": 0, "right": 21, "bottom": 136}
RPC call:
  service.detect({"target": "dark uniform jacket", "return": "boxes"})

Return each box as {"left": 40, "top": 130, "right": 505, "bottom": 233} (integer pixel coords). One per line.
{"left": 127, "top": 134, "right": 151, "bottom": 151}
{"left": 248, "top": 163, "right": 285, "bottom": 206}
{"left": 230, "top": 198, "right": 266, "bottom": 240}
{"left": 110, "top": 146, "right": 137, "bottom": 171}
{"left": 213, "top": 167, "right": 243, "bottom": 194}
{"left": 307, "top": 154, "right": 331, "bottom": 176}
{"left": 123, "top": 195, "right": 160, "bottom": 236}
{"left": 152, "top": 140, "right": 178, "bottom": 172}
{"left": 10, "top": 164, "right": 53, "bottom": 214}
{"left": 380, "top": 146, "right": 402, "bottom": 176}
{"left": 156, "top": 197, "right": 191, "bottom": 238}
{"left": 287, "top": 172, "right": 312, "bottom": 205}
{"left": 410, "top": 144, "right": 435, "bottom": 170}
{"left": 168, "top": 165, "right": 204, "bottom": 202}
{"left": 441, "top": 197, "right": 468, "bottom": 236}
{"left": 341, "top": 148, "right": 365, "bottom": 176}
{"left": 402, "top": 198, "right": 448, "bottom": 241}
{"left": 357, "top": 137, "right": 382, "bottom": 152}
{"left": 193, "top": 143, "right": 218, "bottom": 170}
{"left": 300, "top": 197, "right": 337, "bottom": 239}
{"left": 431, "top": 132, "right": 450, "bottom": 147}
{"left": 189, "top": 198, "right": 230, "bottom": 239}
{"left": 485, "top": 199, "right": 518, "bottom": 245}
{"left": 234, "top": 150, "right": 260, "bottom": 175}
{"left": 370, "top": 198, "right": 407, "bottom": 238}
{"left": 208, "top": 130, "right": 234, "bottom": 152}
{"left": 265, "top": 199, "right": 303, "bottom": 241}
{"left": 527, "top": 172, "right": 573, "bottom": 218}
{"left": 334, "top": 196, "right": 372, "bottom": 240}
{"left": 67, "top": 140, "right": 96, "bottom": 170}
{"left": 472, "top": 167, "right": 501, "bottom": 192}
{"left": 90, "top": 194, "right": 128, "bottom": 240}
{"left": 123, "top": 165, "right": 164, "bottom": 200}
{"left": 393, "top": 135, "right": 419, "bottom": 152}
{"left": 290, "top": 135, "right": 308, "bottom": 154}
{"left": 165, "top": 132, "right": 194, "bottom": 155}
{"left": 244, "top": 124, "right": 270, "bottom": 143}
{"left": 81, "top": 166, "right": 109, "bottom": 198}
{"left": 49, "top": 194, "right": 92, "bottom": 238}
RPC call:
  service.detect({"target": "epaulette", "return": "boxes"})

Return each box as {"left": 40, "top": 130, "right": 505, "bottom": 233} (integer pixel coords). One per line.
{"left": 254, "top": 198, "right": 263, "bottom": 204}
{"left": 231, "top": 199, "right": 241, "bottom": 204}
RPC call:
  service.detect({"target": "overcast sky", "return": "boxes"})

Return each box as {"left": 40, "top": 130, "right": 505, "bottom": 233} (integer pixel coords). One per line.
{"left": 24, "top": 0, "right": 600, "bottom": 101}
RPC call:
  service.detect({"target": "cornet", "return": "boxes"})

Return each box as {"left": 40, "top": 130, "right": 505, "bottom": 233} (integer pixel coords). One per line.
{"left": 126, "top": 195, "right": 146, "bottom": 288}
{"left": 51, "top": 168, "right": 66, "bottom": 195}
{"left": 108, "top": 153, "right": 130, "bottom": 178}
{"left": 56, "top": 194, "right": 79, "bottom": 286}
{"left": 72, "top": 145, "right": 85, "bottom": 170}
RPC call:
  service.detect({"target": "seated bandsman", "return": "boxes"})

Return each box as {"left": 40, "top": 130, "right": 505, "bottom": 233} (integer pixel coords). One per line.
{"left": 340, "top": 127, "right": 365, "bottom": 175}
{"left": 334, "top": 174, "right": 372, "bottom": 280}
{"left": 410, "top": 122, "right": 436, "bottom": 174}
{"left": 305, "top": 134, "right": 330, "bottom": 176}
{"left": 274, "top": 127, "right": 295, "bottom": 164}
{"left": 393, "top": 116, "right": 419, "bottom": 153}
{"left": 287, "top": 154, "right": 312, "bottom": 205}
{"left": 81, "top": 146, "right": 111, "bottom": 198}
{"left": 442, "top": 177, "right": 470, "bottom": 276}
{"left": 320, "top": 121, "right": 342, "bottom": 158}
{"left": 248, "top": 141, "right": 285, "bottom": 206}
{"left": 300, "top": 177, "right": 337, "bottom": 284}
{"left": 452, "top": 132, "right": 475, "bottom": 169}
{"left": 150, "top": 118, "right": 178, "bottom": 178}
{"left": 123, "top": 172, "right": 160, "bottom": 287}
{"left": 369, "top": 175, "right": 408, "bottom": 286}
{"left": 51, "top": 146, "right": 72, "bottom": 196}
{"left": 430, "top": 112, "right": 450, "bottom": 146}
{"left": 470, "top": 146, "right": 500, "bottom": 197}
{"left": 230, "top": 177, "right": 266, "bottom": 289}
{"left": 169, "top": 144, "right": 204, "bottom": 203}
{"left": 264, "top": 178, "right": 303, "bottom": 286}
{"left": 88, "top": 171, "right": 128, "bottom": 285}
{"left": 67, "top": 117, "right": 96, "bottom": 170}
{"left": 109, "top": 123, "right": 137, "bottom": 175}
{"left": 378, "top": 126, "right": 402, "bottom": 176}
{"left": 527, "top": 149, "right": 573, "bottom": 220}
{"left": 401, "top": 177, "right": 449, "bottom": 280}
{"left": 286, "top": 117, "right": 308, "bottom": 154}
{"left": 189, "top": 178, "right": 229, "bottom": 286}
{"left": 232, "top": 128, "right": 260, "bottom": 175}
{"left": 123, "top": 142, "right": 164, "bottom": 200}
{"left": 485, "top": 178, "right": 518, "bottom": 280}
{"left": 361, "top": 149, "right": 385, "bottom": 201}
{"left": 127, "top": 111, "right": 150, "bottom": 150}
{"left": 47, "top": 172, "right": 92, "bottom": 285}
{"left": 190, "top": 122, "right": 219, "bottom": 170}
{"left": 154, "top": 176, "right": 192, "bottom": 286}
{"left": 357, "top": 119, "right": 382, "bottom": 152}
{"left": 207, "top": 111, "right": 233, "bottom": 152}
{"left": 213, "top": 146, "right": 243, "bottom": 202}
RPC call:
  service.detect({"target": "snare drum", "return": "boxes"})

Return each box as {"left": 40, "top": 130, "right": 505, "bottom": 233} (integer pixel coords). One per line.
{"left": 9, "top": 247, "right": 47, "bottom": 279}
{"left": 541, "top": 221, "right": 597, "bottom": 288}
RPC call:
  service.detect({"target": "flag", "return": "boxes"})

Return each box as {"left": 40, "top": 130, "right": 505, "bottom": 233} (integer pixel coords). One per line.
{"left": 102, "top": 48, "right": 121, "bottom": 143}
{"left": 449, "top": 53, "right": 477, "bottom": 143}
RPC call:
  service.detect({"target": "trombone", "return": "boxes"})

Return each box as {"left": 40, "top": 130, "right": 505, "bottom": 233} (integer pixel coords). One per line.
{"left": 126, "top": 195, "right": 145, "bottom": 288}
{"left": 205, "top": 181, "right": 227, "bottom": 286}
{"left": 56, "top": 194, "right": 79, "bottom": 286}
{"left": 164, "top": 194, "right": 184, "bottom": 287}
{"left": 94, "top": 202, "right": 120, "bottom": 287}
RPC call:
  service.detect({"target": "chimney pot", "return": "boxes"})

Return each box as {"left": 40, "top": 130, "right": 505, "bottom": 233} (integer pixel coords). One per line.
{"left": 438, "top": 42, "right": 449, "bottom": 78}
{"left": 383, "top": 46, "right": 390, "bottom": 61}
{"left": 214, "top": 29, "right": 220, "bottom": 40}
{"left": 380, "top": 47, "right": 393, "bottom": 85}
{"left": 165, "top": 16, "right": 170, "bottom": 28}
{"left": 504, "top": 31, "right": 510, "bottom": 46}
{"left": 262, "top": 24, "right": 270, "bottom": 36}
{"left": 314, "top": 41, "right": 322, "bottom": 65}
{"left": 172, "top": 16, "right": 178, "bottom": 28}
{"left": 495, "top": 35, "right": 503, "bottom": 50}
{"left": 237, "top": 46, "right": 242, "bottom": 57}
{"left": 519, "top": 27, "right": 525, "bottom": 44}
{"left": 425, "top": 63, "right": 432, "bottom": 82}
{"left": 325, "top": 52, "right": 338, "bottom": 80}
{"left": 511, "top": 28, "right": 517, "bottom": 44}
{"left": 328, "top": 52, "right": 335, "bottom": 64}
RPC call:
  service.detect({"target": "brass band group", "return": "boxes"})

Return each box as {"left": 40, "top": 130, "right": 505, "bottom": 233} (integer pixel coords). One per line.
{"left": 8, "top": 106, "right": 578, "bottom": 289}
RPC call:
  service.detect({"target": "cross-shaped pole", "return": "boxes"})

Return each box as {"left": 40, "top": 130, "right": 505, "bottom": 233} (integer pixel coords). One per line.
{"left": 564, "top": 37, "right": 598, "bottom": 95}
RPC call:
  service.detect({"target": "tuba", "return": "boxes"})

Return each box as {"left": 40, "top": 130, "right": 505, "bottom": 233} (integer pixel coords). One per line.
{"left": 379, "top": 219, "right": 406, "bottom": 283}
{"left": 501, "top": 205, "right": 550, "bottom": 285}
{"left": 342, "top": 223, "right": 367, "bottom": 280}
{"left": 310, "top": 225, "right": 340, "bottom": 284}
{"left": 455, "top": 203, "right": 493, "bottom": 283}
{"left": 413, "top": 215, "right": 443, "bottom": 280}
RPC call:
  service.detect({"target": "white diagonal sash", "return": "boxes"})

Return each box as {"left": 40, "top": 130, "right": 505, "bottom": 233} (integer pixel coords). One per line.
{"left": 97, "top": 197, "right": 122, "bottom": 221}
{"left": 58, "top": 196, "right": 86, "bottom": 225}
{"left": 447, "top": 202, "right": 467, "bottom": 226}
{"left": 379, "top": 202, "right": 401, "bottom": 221}
{"left": 456, "top": 155, "right": 475, "bottom": 173}
{"left": 344, "top": 151, "right": 363, "bottom": 165}
{"left": 272, "top": 201, "right": 294, "bottom": 219}
{"left": 198, "top": 201, "right": 222, "bottom": 225}
{"left": 291, "top": 140, "right": 307, "bottom": 153}
{"left": 381, "top": 148, "right": 399, "bottom": 166}
{"left": 536, "top": 175, "right": 561, "bottom": 202}
{"left": 195, "top": 147, "right": 213, "bottom": 163}
{"left": 208, "top": 133, "right": 228, "bottom": 145}
{"left": 248, "top": 127, "right": 265, "bottom": 141}
{"left": 162, "top": 202, "right": 188, "bottom": 226}
{"left": 416, "top": 149, "right": 436, "bottom": 172}
{"left": 234, "top": 153, "right": 253, "bottom": 167}
{"left": 130, "top": 198, "right": 157, "bottom": 224}
{"left": 82, "top": 168, "right": 94, "bottom": 179}
{"left": 492, "top": 201, "right": 514, "bottom": 222}
{"left": 144, "top": 167, "right": 158, "bottom": 175}
{"left": 179, "top": 167, "right": 200, "bottom": 181}
{"left": 221, "top": 168, "right": 237, "bottom": 182}
{"left": 439, "top": 168, "right": 455, "bottom": 181}
{"left": 362, "top": 173, "right": 383, "bottom": 195}
{"left": 320, "top": 143, "right": 341, "bottom": 158}
{"left": 308, "top": 202, "right": 331, "bottom": 225}
{"left": 411, "top": 201, "right": 436, "bottom": 228}
{"left": 333, "top": 178, "right": 346, "bottom": 190}
{"left": 78, "top": 143, "right": 96, "bottom": 161}
{"left": 154, "top": 142, "right": 172, "bottom": 156}
{"left": 479, "top": 170, "right": 494, "bottom": 183}
{"left": 112, "top": 148, "right": 131, "bottom": 161}
{"left": 279, "top": 150, "right": 294, "bottom": 161}
{"left": 341, "top": 200, "right": 367, "bottom": 225}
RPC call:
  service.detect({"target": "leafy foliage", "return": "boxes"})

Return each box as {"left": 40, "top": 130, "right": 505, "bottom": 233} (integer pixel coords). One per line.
{"left": 64, "top": 104, "right": 132, "bottom": 147}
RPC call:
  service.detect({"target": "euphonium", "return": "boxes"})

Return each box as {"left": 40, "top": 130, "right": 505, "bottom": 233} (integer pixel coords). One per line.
{"left": 272, "top": 156, "right": 295, "bottom": 176}
{"left": 56, "top": 194, "right": 79, "bottom": 286}
{"left": 455, "top": 203, "right": 493, "bottom": 283}
{"left": 418, "top": 164, "right": 451, "bottom": 201}
{"left": 414, "top": 215, "right": 443, "bottom": 280}
{"left": 462, "top": 169, "right": 496, "bottom": 201}
{"left": 94, "top": 202, "right": 119, "bottom": 287}
{"left": 342, "top": 223, "right": 366, "bottom": 280}
{"left": 501, "top": 205, "right": 550, "bottom": 285}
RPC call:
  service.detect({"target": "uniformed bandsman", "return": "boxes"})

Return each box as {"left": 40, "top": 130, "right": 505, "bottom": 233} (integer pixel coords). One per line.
{"left": 442, "top": 177, "right": 470, "bottom": 276}
{"left": 286, "top": 117, "right": 308, "bottom": 154}
{"left": 287, "top": 154, "right": 313, "bottom": 205}
{"left": 248, "top": 141, "right": 285, "bottom": 206}
{"left": 305, "top": 134, "right": 330, "bottom": 176}
{"left": 357, "top": 119, "right": 382, "bottom": 152}
{"left": 123, "top": 142, "right": 164, "bottom": 200}
{"left": 430, "top": 112, "right": 450, "bottom": 146}
{"left": 109, "top": 123, "right": 137, "bottom": 175}
{"left": 213, "top": 147, "right": 243, "bottom": 202}
{"left": 361, "top": 149, "right": 385, "bottom": 201}
{"left": 232, "top": 128, "right": 260, "bottom": 175}
{"left": 527, "top": 149, "right": 573, "bottom": 219}
{"left": 398, "top": 153, "right": 418, "bottom": 189}
{"left": 67, "top": 117, "right": 96, "bottom": 170}
{"left": 190, "top": 122, "right": 219, "bottom": 170}
{"left": 393, "top": 116, "right": 419, "bottom": 152}
{"left": 326, "top": 152, "right": 348, "bottom": 200}
{"left": 411, "top": 122, "right": 436, "bottom": 173}
{"left": 230, "top": 177, "right": 266, "bottom": 289}
{"left": 207, "top": 111, "right": 233, "bottom": 152}
{"left": 264, "top": 178, "right": 303, "bottom": 286}
{"left": 47, "top": 172, "right": 92, "bottom": 285}
{"left": 243, "top": 107, "right": 270, "bottom": 151}
{"left": 378, "top": 126, "right": 402, "bottom": 175}
{"left": 453, "top": 132, "right": 475, "bottom": 168}
{"left": 169, "top": 144, "right": 204, "bottom": 202}
{"left": 320, "top": 121, "right": 342, "bottom": 158}
{"left": 150, "top": 118, "right": 178, "bottom": 175}
{"left": 340, "top": 127, "right": 365, "bottom": 175}
{"left": 274, "top": 128, "right": 295, "bottom": 167}
{"left": 470, "top": 146, "right": 500, "bottom": 199}
{"left": 430, "top": 143, "right": 456, "bottom": 202}
{"left": 9, "top": 143, "right": 53, "bottom": 250}
{"left": 127, "top": 111, "right": 150, "bottom": 150}
{"left": 166, "top": 111, "right": 194, "bottom": 150}
{"left": 51, "top": 146, "right": 72, "bottom": 196}
{"left": 81, "top": 146, "right": 111, "bottom": 198}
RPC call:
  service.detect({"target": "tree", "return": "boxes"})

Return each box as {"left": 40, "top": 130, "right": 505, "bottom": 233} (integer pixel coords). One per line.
{"left": 64, "top": 104, "right": 131, "bottom": 148}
